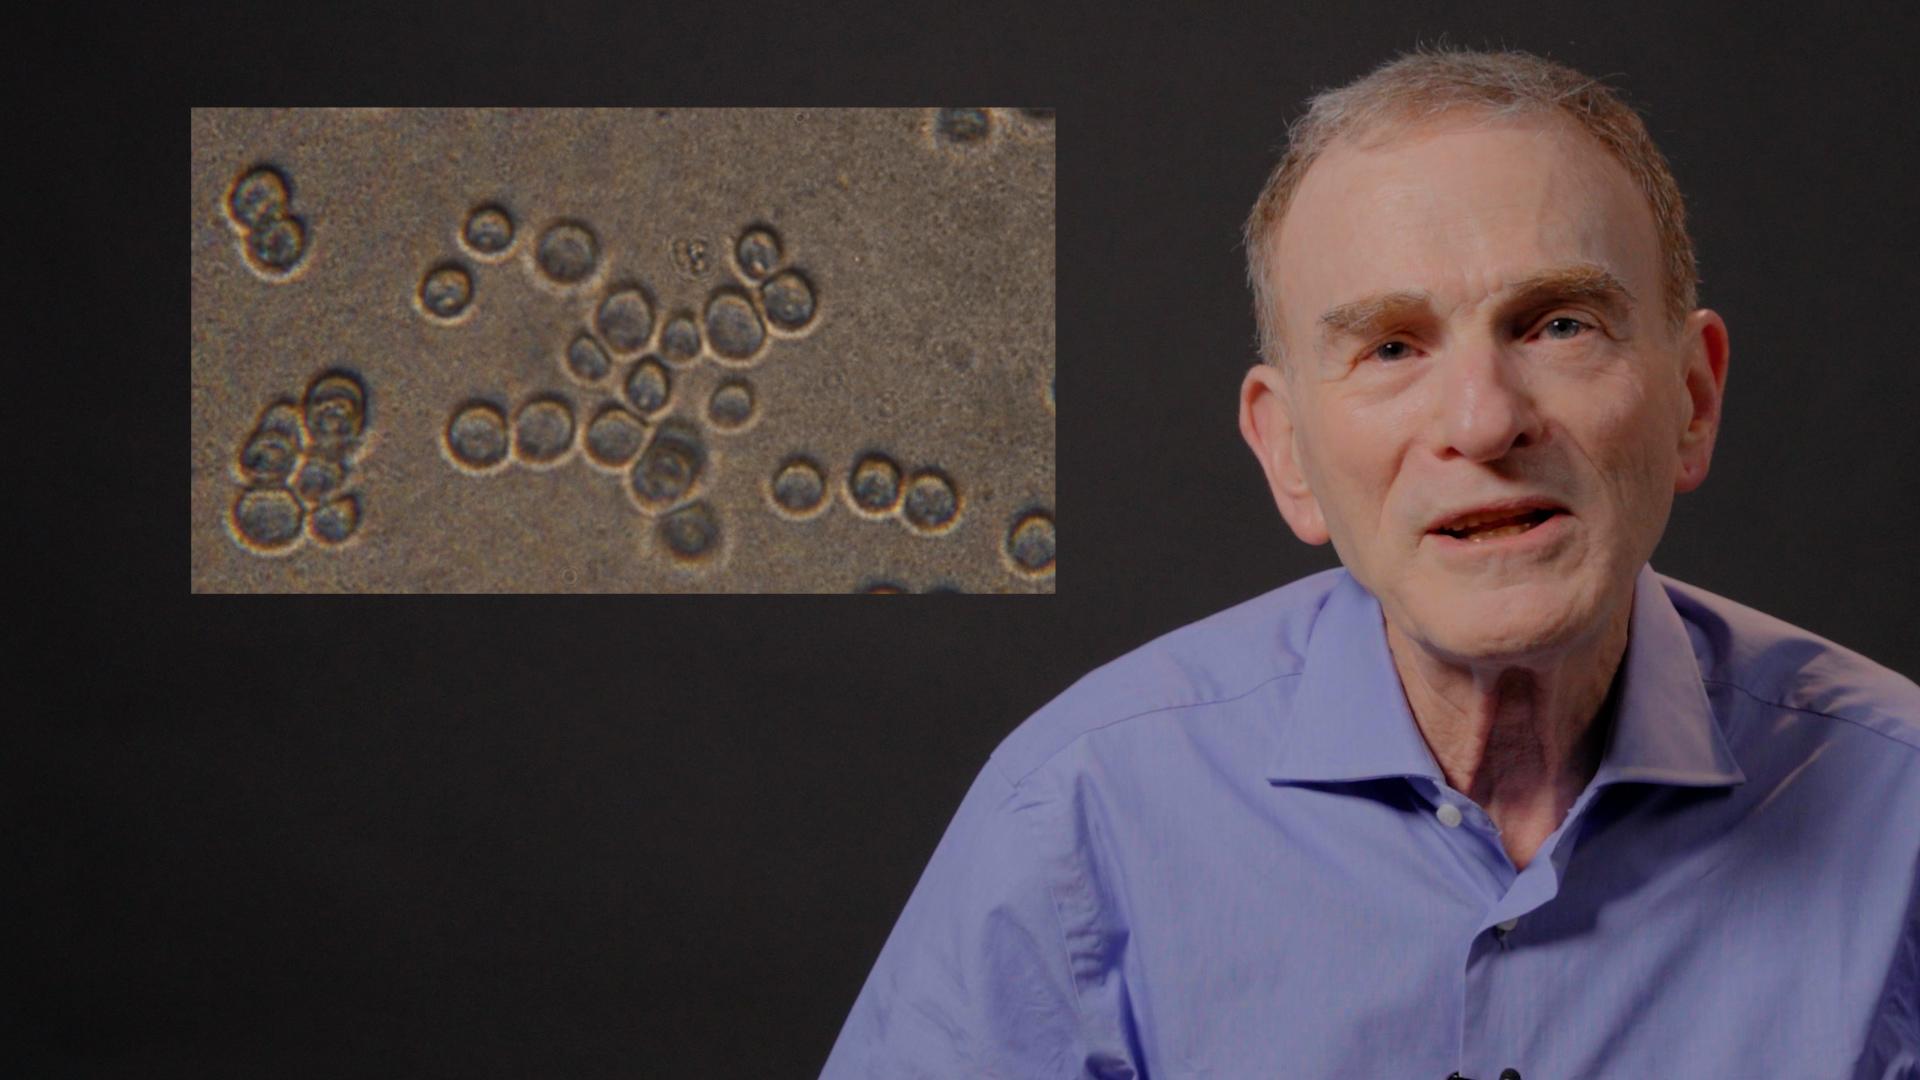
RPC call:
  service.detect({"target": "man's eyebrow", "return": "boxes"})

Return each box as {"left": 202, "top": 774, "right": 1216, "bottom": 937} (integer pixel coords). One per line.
{"left": 1315, "top": 265, "right": 1637, "bottom": 344}
{"left": 1317, "top": 290, "right": 1435, "bottom": 341}
{"left": 1501, "top": 264, "right": 1636, "bottom": 321}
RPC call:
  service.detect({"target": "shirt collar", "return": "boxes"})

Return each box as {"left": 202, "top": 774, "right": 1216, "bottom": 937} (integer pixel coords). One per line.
{"left": 1594, "top": 565, "right": 1745, "bottom": 788}
{"left": 1266, "top": 566, "right": 1744, "bottom": 791}
{"left": 1267, "top": 570, "right": 1445, "bottom": 785}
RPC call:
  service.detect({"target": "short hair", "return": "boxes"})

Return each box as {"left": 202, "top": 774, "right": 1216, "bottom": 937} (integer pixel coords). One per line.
{"left": 1243, "top": 46, "right": 1699, "bottom": 368}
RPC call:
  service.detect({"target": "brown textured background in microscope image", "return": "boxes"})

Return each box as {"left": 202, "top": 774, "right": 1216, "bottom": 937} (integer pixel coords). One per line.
{"left": 191, "top": 108, "right": 1055, "bottom": 593}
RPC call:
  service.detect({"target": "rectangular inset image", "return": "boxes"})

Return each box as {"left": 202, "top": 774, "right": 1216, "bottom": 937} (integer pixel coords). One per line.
{"left": 192, "top": 108, "right": 1054, "bottom": 593}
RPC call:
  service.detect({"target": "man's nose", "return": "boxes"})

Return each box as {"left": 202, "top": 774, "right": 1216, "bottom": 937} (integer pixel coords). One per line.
{"left": 1429, "top": 339, "right": 1543, "bottom": 464}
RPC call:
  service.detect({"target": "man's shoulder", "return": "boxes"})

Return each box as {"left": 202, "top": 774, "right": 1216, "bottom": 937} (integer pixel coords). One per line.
{"left": 989, "top": 567, "right": 1346, "bottom": 784}
{"left": 1661, "top": 572, "right": 1920, "bottom": 753}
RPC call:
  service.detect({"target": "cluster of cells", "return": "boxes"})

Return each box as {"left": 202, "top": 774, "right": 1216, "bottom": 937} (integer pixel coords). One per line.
{"left": 766, "top": 450, "right": 1052, "bottom": 590}
{"left": 776, "top": 459, "right": 1055, "bottom": 590}
{"left": 412, "top": 203, "right": 518, "bottom": 323}
{"left": 429, "top": 212, "right": 821, "bottom": 564}
{"left": 415, "top": 206, "right": 1041, "bottom": 585}
{"left": 228, "top": 371, "right": 369, "bottom": 553}
{"left": 766, "top": 452, "right": 958, "bottom": 534}
{"left": 225, "top": 165, "right": 308, "bottom": 277}
{"left": 855, "top": 508, "right": 1053, "bottom": 593}
{"left": 217, "top": 120, "right": 1052, "bottom": 588}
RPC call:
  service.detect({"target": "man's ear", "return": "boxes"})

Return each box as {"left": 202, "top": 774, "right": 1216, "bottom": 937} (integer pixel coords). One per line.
{"left": 1674, "top": 308, "right": 1730, "bottom": 494}
{"left": 1240, "top": 363, "right": 1331, "bottom": 545}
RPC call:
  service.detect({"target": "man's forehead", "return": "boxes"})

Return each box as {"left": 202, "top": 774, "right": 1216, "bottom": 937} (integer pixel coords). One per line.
{"left": 1274, "top": 113, "right": 1659, "bottom": 320}
{"left": 1305, "top": 108, "right": 1614, "bottom": 192}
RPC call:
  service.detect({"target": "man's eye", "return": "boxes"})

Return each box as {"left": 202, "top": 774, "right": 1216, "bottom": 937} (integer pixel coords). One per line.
{"left": 1371, "top": 340, "right": 1413, "bottom": 362}
{"left": 1541, "top": 316, "right": 1589, "bottom": 340}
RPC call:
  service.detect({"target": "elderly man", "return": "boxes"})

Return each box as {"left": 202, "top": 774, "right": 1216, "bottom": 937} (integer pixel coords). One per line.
{"left": 821, "top": 50, "right": 1920, "bottom": 1080}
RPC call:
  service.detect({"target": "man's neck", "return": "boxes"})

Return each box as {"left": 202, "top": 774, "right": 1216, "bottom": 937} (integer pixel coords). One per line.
{"left": 1384, "top": 599, "right": 1630, "bottom": 870}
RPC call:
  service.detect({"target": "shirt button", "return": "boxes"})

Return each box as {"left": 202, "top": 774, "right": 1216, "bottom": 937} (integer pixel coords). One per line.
{"left": 1436, "top": 803, "right": 1463, "bottom": 828}
{"left": 1497, "top": 918, "right": 1519, "bottom": 933}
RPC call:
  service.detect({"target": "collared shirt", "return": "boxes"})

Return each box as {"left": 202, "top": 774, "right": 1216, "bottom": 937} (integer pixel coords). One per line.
{"left": 820, "top": 566, "right": 1920, "bottom": 1080}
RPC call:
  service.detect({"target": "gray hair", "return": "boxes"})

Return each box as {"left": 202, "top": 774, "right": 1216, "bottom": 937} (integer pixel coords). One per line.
{"left": 1243, "top": 46, "right": 1699, "bottom": 368}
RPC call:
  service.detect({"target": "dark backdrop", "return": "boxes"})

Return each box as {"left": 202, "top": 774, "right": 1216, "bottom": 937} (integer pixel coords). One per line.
{"left": 18, "top": 2, "right": 1917, "bottom": 1076}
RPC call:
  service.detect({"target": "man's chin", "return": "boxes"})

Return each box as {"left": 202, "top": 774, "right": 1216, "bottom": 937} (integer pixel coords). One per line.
{"left": 1395, "top": 580, "right": 1600, "bottom": 667}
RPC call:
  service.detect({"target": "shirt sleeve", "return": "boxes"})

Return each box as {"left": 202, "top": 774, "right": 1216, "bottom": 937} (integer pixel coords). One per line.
{"left": 818, "top": 759, "right": 1137, "bottom": 1080}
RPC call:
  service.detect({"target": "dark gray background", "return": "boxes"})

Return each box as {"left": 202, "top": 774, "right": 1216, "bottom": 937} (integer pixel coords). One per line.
{"left": 17, "top": 1, "right": 1917, "bottom": 1076}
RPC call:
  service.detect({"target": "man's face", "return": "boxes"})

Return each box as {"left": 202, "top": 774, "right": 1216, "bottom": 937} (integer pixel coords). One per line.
{"left": 1242, "top": 114, "right": 1727, "bottom": 665}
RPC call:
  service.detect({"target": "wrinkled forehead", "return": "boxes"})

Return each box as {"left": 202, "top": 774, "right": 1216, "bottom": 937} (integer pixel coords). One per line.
{"left": 1270, "top": 111, "right": 1662, "bottom": 341}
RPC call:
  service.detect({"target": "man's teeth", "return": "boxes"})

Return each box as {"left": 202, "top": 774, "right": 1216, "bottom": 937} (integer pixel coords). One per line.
{"left": 1439, "top": 509, "right": 1555, "bottom": 539}
{"left": 1451, "top": 509, "right": 1530, "bottom": 530}
{"left": 1464, "top": 522, "right": 1531, "bottom": 541}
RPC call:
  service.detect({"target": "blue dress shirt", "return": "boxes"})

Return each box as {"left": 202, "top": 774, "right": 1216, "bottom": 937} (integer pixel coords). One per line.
{"left": 821, "top": 567, "right": 1920, "bottom": 1079}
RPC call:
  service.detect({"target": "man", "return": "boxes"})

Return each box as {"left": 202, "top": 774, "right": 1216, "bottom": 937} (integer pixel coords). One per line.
{"left": 822, "top": 49, "right": 1920, "bottom": 1079}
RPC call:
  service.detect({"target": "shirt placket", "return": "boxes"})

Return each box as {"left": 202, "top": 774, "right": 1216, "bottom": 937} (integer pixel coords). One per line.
{"left": 1424, "top": 778, "right": 1606, "bottom": 1080}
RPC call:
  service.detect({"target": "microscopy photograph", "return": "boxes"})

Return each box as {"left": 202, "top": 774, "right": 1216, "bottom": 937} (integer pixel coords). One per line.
{"left": 191, "top": 108, "right": 1055, "bottom": 593}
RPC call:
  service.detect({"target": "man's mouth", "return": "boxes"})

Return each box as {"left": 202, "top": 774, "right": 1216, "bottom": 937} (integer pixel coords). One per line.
{"left": 1431, "top": 506, "right": 1566, "bottom": 542}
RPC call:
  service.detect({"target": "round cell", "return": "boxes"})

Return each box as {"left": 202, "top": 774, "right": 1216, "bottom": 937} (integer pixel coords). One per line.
{"left": 935, "top": 108, "right": 991, "bottom": 143}
{"left": 463, "top": 204, "right": 515, "bottom": 256}
{"left": 237, "top": 404, "right": 304, "bottom": 484}
{"left": 304, "top": 373, "right": 366, "bottom": 445}
{"left": 535, "top": 221, "right": 598, "bottom": 284}
{"left": 659, "top": 314, "right": 701, "bottom": 362}
{"left": 583, "top": 407, "right": 646, "bottom": 468}
{"left": 231, "top": 488, "right": 304, "bottom": 551}
{"left": 293, "top": 458, "right": 346, "bottom": 505}
{"left": 310, "top": 494, "right": 360, "bottom": 545}
{"left": 597, "top": 287, "right": 654, "bottom": 355}
{"left": 624, "top": 355, "right": 672, "bottom": 415}
{"left": 848, "top": 454, "right": 903, "bottom": 516}
{"left": 420, "top": 264, "right": 473, "bottom": 320}
{"left": 246, "top": 215, "right": 306, "bottom": 272}
{"left": 565, "top": 333, "right": 611, "bottom": 384}
{"left": 630, "top": 423, "right": 704, "bottom": 509}
{"left": 706, "top": 379, "right": 755, "bottom": 430}
{"left": 761, "top": 271, "right": 816, "bottom": 332}
{"left": 658, "top": 502, "right": 720, "bottom": 561}
{"left": 862, "top": 583, "right": 906, "bottom": 594}
{"left": 513, "top": 397, "right": 575, "bottom": 465}
{"left": 704, "top": 292, "right": 765, "bottom": 361}
{"left": 255, "top": 400, "right": 306, "bottom": 439}
{"left": 238, "top": 429, "right": 300, "bottom": 485}
{"left": 736, "top": 228, "right": 781, "bottom": 281}
{"left": 445, "top": 402, "right": 509, "bottom": 470}
{"left": 900, "top": 470, "right": 960, "bottom": 534}
{"left": 1006, "top": 510, "right": 1056, "bottom": 576}
{"left": 228, "top": 166, "right": 290, "bottom": 232}
{"left": 770, "top": 456, "right": 827, "bottom": 517}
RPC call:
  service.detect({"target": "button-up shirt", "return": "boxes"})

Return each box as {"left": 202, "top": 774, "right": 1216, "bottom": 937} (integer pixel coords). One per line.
{"left": 820, "top": 567, "right": 1920, "bottom": 1079}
